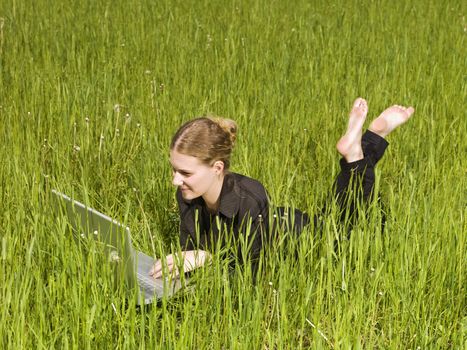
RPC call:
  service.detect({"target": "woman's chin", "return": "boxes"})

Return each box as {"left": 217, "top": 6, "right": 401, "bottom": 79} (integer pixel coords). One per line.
{"left": 181, "top": 189, "right": 197, "bottom": 200}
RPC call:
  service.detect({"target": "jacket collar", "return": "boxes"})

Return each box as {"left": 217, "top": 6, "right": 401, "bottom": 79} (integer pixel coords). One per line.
{"left": 183, "top": 173, "right": 240, "bottom": 218}
{"left": 217, "top": 173, "right": 240, "bottom": 218}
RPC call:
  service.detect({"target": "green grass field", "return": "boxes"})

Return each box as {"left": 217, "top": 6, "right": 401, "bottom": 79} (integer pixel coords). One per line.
{"left": 1, "top": 0, "right": 465, "bottom": 348}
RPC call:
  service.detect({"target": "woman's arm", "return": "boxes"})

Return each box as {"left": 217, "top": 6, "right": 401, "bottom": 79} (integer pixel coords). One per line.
{"left": 149, "top": 250, "right": 211, "bottom": 279}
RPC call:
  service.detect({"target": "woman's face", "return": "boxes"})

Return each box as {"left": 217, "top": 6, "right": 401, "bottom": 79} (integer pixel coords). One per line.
{"left": 169, "top": 150, "right": 221, "bottom": 201}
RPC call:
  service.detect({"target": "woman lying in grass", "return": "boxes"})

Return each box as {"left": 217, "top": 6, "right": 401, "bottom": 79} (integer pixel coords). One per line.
{"left": 149, "top": 98, "right": 415, "bottom": 279}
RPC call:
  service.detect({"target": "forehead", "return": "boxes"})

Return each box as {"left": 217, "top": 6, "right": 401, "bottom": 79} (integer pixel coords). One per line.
{"left": 169, "top": 150, "right": 207, "bottom": 170}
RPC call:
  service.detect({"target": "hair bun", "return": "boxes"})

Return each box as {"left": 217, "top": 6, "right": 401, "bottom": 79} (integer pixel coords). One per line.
{"left": 171, "top": 116, "right": 238, "bottom": 170}
{"left": 209, "top": 117, "right": 237, "bottom": 146}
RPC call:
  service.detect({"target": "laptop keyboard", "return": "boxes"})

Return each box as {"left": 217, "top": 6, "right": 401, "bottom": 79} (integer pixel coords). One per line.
{"left": 137, "top": 274, "right": 157, "bottom": 294}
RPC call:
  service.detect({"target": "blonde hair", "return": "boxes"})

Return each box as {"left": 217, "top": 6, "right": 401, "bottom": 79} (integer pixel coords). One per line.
{"left": 170, "top": 116, "right": 237, "bottom": 170}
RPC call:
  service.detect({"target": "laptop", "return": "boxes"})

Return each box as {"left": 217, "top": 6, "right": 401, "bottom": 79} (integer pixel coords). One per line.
{"left": 51, "top": 189, "right": 186, "bottom": 305}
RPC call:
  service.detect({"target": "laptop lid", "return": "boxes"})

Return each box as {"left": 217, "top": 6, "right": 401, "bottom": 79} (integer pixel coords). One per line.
{"left": 52, "top": 189, "right": 189, "bottom": 304}
{"left": 51, "top": 189, "right": 138, "bottom": 291}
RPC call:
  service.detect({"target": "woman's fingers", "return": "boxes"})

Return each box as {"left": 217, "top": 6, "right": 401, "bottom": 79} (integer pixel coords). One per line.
{"left": 149, "top": 254, "right": 177, "bottom": 279}
{"left": 149, "top": 250, "right": 211, "bottom": 279}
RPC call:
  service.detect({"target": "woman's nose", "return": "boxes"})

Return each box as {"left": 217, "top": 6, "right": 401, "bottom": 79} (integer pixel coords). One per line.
{"left": 172, "top": 172, "right": 183, "bottom": 186}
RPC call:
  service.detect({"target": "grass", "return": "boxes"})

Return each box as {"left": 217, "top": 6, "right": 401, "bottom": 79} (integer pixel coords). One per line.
{"left": 0, "top": 0, "right": 465, "bottom": 348}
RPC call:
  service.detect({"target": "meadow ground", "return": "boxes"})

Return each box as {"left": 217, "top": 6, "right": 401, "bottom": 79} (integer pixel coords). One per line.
{"left": 0, "top": 0, "right": 465, "bottom": 348}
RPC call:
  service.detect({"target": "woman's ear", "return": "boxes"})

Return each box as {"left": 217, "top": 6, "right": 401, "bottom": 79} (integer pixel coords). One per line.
{"left": 212, "top": 160, "right": 225, "bottom": 175}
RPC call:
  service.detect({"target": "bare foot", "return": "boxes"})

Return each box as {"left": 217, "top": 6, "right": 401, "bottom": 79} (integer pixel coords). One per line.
{"left": 336, "top": 97, "right": 368, "bottom": 163}
{"left": 369, "top": 105, "right": 415, "bottom": 138}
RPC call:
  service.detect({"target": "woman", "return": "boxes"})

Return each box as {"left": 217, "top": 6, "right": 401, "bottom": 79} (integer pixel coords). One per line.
{"left": 149, "top": 98, "right": 414, "bottom": 279}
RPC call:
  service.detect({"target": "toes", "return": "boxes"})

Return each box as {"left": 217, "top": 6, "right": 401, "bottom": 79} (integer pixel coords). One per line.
{"left": 353, "top": 98, "right": 363, "bottom": 109}
{"left": 362, "top": 100, "right": 368, "bottom": 112}
{"left": 352, "top": 98, "right": 368, "bottom": 115}
{"left": 353, "top": 97, "right": 367, "bottom": 108}
{"left": 406, "top": 106, "right": 415, "bottom": 117}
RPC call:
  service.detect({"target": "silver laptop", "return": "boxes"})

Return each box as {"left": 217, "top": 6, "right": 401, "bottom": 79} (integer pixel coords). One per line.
{"left": 51, "top": 189, "right": 186, "bottom": 305}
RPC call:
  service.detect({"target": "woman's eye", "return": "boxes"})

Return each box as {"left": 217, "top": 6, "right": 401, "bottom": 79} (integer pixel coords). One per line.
{"left": 174, "top": 170, "right": 191, "bottom": 177}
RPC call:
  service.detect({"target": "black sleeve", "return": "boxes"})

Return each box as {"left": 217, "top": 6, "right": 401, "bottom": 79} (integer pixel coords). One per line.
{"left": 176, "top": 189, "right": 195, "bottom": 251}
{"left": 245, "top": 202, "right": 269, "bottom": 262}
{"left": 235, "top": 191, "right": 270, "bottom": 268}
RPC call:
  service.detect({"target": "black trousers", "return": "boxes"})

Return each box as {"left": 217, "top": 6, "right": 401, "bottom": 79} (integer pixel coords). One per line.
{"left": 275, "top": 130, "right": 388, "bottom": 234}
{"left": 334, "top": 130, "right": 388, "bottom": 222}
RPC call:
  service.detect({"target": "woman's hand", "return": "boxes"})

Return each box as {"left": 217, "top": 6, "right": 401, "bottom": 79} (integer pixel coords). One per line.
{"left": 148, "top": 250, "right": 211, "bottom": 279}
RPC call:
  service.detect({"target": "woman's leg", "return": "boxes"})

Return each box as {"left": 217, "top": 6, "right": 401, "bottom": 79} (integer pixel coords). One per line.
{"left": 361, "top": 104, "right": 415, "bottom": 165}
{"left": 334, "top": 99, "right": 415, "bottom": 225}
{"left": 361, "top": 130, "right": 388, "bottom": 166}
{"left": 335, "top": 98, "right": 375, "bottom": 222}
{"left": 369, "top": 105, "right": 415, "bottom": 139}
{"left": 288, "top": 100, "right": 415, "bottom": 235}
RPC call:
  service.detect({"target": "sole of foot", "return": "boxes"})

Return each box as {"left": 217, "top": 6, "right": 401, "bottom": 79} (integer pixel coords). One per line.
{"left": 336, "top": 97, "right": 368, "bottom": 163}
{"left": 369, "top": 105, "right": 415, "bottom": 138}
